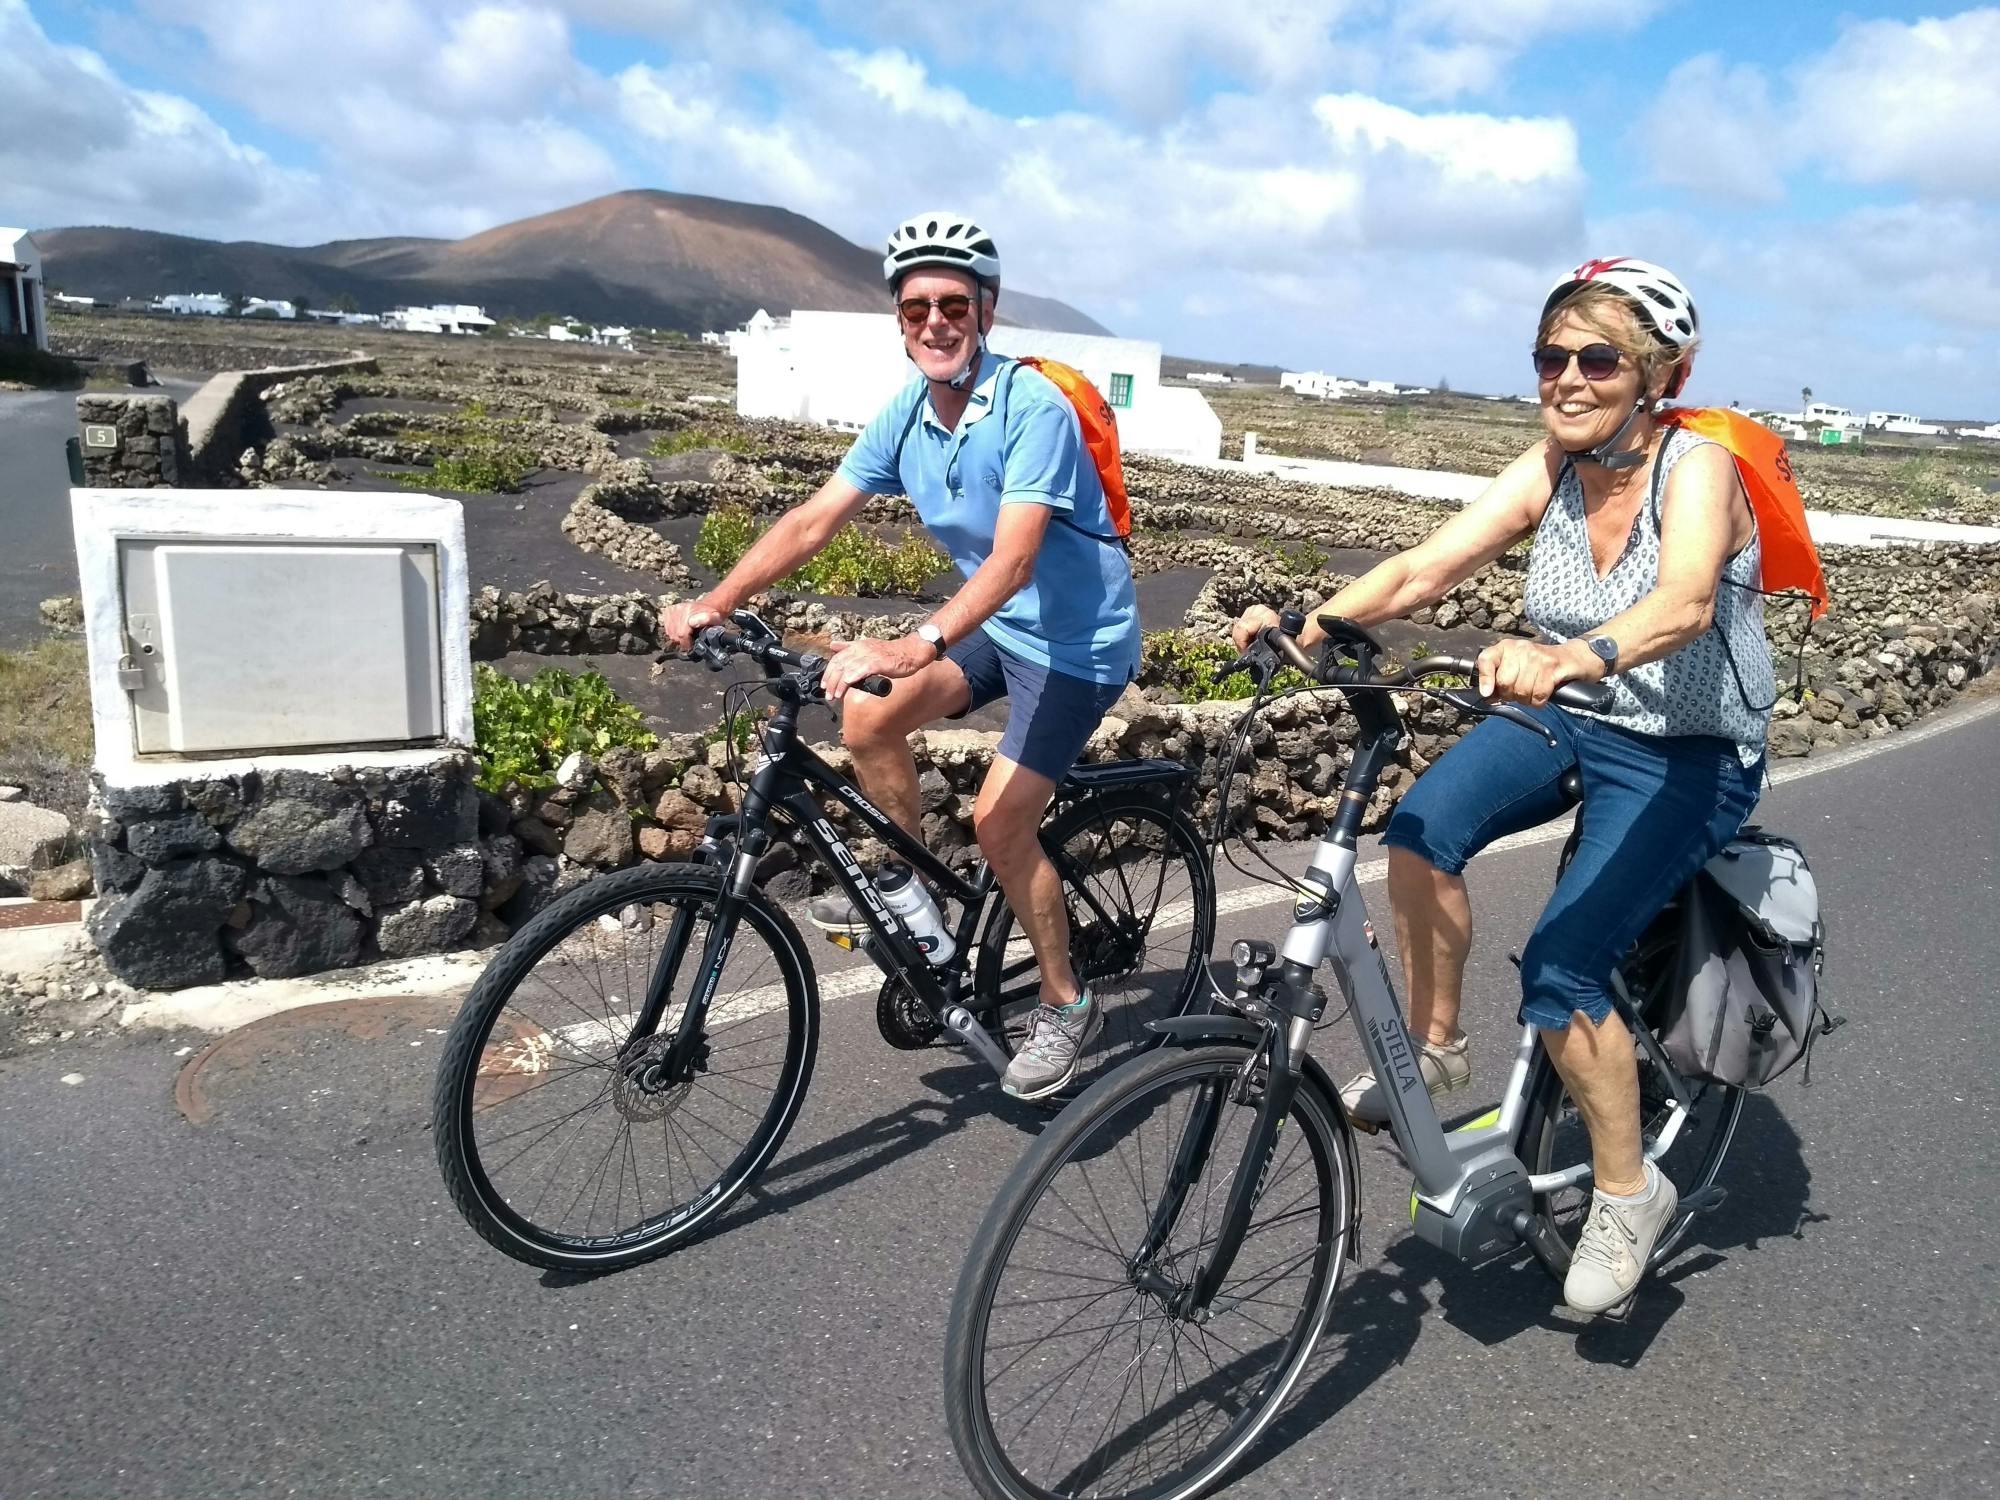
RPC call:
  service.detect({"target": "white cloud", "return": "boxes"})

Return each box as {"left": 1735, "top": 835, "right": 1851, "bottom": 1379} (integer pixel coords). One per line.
{"left": 1791, "top": 10, "right": 2000, "bottom": 198}
{"left": 1644, "top": 9, "right": 2000, "bottom": 204}
{"left": 1637, "top": 55, "right": 1785, "bottom": 204}
{"left": 0, "top": 0, "right": 323, "bottom": 238}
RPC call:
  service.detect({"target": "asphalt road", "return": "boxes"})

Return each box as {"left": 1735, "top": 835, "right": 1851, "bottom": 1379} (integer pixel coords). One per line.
{"left": 0, "top": 379, "right": 206, "bottom": 648}
{"left": 2, "top": 699, "right": 1996, "bottom": 1498}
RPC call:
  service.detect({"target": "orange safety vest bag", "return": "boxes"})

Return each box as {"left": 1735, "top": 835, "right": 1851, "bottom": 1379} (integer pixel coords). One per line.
{"left": 1013, "top": 356, "right": 1132, "bottom": 540}
{"left": 1661, "top": 407, "right": 1829, "bottom": 618}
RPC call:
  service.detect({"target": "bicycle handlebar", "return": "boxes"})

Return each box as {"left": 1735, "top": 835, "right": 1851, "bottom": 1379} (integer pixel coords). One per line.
{"left": 659, "top": 612, "right": 892, "bottom": 698}
{"left": 1230, "top": 626, "right": 1614, "bottom": 746}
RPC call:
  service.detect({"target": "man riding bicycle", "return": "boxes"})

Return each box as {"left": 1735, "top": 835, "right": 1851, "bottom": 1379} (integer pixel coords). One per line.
{"left": 662, "top": 211, "right": 1141, "bottom": 1101}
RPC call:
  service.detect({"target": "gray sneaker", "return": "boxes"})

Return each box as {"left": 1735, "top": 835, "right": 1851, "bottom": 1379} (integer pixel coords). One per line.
{"left": 1338, "top": 1032, "right": 1472, "bottom": 1125}
{"left": 1001, "top": 993, "right": 1104, "bottom": 1101}
{"left": 806, "top": 890, "right": 867, "bottom": 933}
{"left": 1564, "top": 1163, "right": 1680, "bottom": 1315}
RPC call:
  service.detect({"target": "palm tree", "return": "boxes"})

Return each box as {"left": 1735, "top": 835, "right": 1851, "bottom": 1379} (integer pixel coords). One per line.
{"left": 1801, "top": 385, "right": 1813, "bottom": 412}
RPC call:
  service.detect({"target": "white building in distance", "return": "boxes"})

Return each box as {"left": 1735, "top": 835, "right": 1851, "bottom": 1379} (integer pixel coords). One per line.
{"left": 1281, "top": 371, "right": 1404, "bottom": 399}
{"left": 156, "top": 292, "right": 231, "bottom": 316}
{"left": 733, "top": 310, "right": 1222, "bottom": 462}
{"left": 243, "top": 297, "right": 297, "bottom": 320}
{"left": 384, "top": 303, "right": 495, "bottom": 335}
{"left": 0, "top": 228, "right": 48, "bottom": 350}
{"left": 1184, "top": 371, "right": 1233, "bottom": 385}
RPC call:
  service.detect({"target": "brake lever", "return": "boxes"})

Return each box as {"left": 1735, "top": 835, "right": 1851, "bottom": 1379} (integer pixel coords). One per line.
{"left": 1439, "top": 688, "right": 1559, "bottom": 748}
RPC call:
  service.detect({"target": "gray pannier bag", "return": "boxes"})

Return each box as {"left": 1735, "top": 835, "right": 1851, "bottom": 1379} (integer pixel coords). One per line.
{"left": 1659, "top": 830, "right": 1842, "bottom": 1088}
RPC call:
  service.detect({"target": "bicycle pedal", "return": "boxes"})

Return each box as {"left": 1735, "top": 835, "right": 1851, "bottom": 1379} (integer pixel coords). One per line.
{"left": 1596, "top": 1294, "right": 1637, "bottom": 1324}
{"left": 1680, "top": 1185, "right": 1727, "bottom": 1216}
{"left": 1343, "top": 1108, "right": 1382, "bottom": 1136}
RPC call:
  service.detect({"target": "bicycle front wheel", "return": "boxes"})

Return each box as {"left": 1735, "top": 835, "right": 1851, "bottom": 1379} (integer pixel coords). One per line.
{"left": 945, "top": 1043, "right": 1351, "bottom": 1500}
{"left": 432, "top": 864, "right": 818, "bottom": 1272}
{"left": 975, "top": 788, "right": 1215, "bottom": 1077}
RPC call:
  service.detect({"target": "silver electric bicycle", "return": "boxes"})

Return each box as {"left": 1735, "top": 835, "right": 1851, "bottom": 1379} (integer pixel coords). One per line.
{"left": 944, "top": 612, "right": 1751, "bottom": 1500}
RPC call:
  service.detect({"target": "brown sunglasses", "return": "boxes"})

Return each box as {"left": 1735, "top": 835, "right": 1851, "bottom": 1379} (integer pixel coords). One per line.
{"left": 897, "top": 294, "right": 975, "bottom": 325}
{"left": 1532, "top": 342, "right": 1624, "bottom": 381}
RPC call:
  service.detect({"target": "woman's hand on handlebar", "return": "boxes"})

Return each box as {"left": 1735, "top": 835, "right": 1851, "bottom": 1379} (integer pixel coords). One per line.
{"left": 1229, "top": 604, "right": 1282, "bottom": 654}
{"left": 662, "top": 595, "right": 730, "bottom": 652}
{"left": 821, "top": 634, "right": 934, "bottom": 701}
{"left": 1474, "top": 638, "right": 1604, "bottom": 708}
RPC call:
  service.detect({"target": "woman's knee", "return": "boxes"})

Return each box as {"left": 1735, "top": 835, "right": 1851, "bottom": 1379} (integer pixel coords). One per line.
{"left": 1517, "top": 929, "right": 1612, "bottom": 1031}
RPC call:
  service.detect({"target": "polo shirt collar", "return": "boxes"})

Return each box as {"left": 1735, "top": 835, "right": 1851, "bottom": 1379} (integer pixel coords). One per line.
{"left": 921, "top": 348, "right": 1002, "bottom": 434}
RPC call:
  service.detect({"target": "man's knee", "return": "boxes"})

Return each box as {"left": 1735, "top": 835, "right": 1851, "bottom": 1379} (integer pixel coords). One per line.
{"left": 973, "top": 763, "right": 1053, "bottom": 869}
{"left": 842, "top": 692, "right": 910, "bottom": 753}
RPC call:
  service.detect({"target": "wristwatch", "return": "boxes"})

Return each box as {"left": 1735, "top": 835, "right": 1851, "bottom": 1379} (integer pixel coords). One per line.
{"left": 1583, "top": 634, "right": 1619, "bottom": 673}
{"left": 915, "top": 623, "right": 947, "bottom": 659}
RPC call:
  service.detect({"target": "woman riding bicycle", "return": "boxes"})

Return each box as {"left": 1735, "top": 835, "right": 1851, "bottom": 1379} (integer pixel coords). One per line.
{"left": 1232, "top": 256, "right": 1774, "bottom": 1315}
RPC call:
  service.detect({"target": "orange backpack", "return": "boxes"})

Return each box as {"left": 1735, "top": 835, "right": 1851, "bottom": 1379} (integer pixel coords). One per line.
{"left": 1012, "top": 357, "right": 1132, "bottom": 541}
{"left": 1662, "top": 407, "right": 1830, "bottom": 618}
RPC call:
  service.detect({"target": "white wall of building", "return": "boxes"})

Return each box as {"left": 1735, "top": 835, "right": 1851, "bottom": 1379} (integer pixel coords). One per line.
{"left": 386, "top": 304, "right": 495, "bottom": 335}
{"left": 0, "top": 228, "right": 48, "bottom": 350}
{"left": 733, "top": 309, "right": 1219, "bottom": 460}
{"left": 156, "top": 293, "right": 231, "bottom": 316}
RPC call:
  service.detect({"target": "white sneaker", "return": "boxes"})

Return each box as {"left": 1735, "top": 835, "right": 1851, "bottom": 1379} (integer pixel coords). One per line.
{"left": 1339, "top": 1032, "right": 1472, "bottom": 1125}
{"left": 1564, "top": 1162, "right": 1680, "bottom": 1315}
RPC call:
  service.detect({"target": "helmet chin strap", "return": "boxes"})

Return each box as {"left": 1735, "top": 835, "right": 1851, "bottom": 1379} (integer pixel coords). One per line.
{"left": 1572, "top": 396, "right": 1651, "bottom": 471}
{"left": 946, "top": 332, "right": 986, "bottom": 391}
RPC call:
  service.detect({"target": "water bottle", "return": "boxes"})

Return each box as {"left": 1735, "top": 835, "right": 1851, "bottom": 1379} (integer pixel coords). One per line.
{"left": 876, "top": 863, "right": 956, "bottom": 966}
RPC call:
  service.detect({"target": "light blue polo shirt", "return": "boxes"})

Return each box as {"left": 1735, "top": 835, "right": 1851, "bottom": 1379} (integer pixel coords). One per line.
{"left": 835, "top": 351, "right": 1141, "bottom": 685}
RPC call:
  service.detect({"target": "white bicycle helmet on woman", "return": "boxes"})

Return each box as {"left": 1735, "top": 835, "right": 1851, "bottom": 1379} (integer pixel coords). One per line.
{"left": 1542, "top": 256, "right": 1700, "bottom": 468}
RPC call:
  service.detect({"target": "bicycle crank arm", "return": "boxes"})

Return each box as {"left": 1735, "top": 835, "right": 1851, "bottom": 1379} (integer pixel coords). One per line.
{"left": 941, "top": 1005, "right": 1013, "bottom": 1076}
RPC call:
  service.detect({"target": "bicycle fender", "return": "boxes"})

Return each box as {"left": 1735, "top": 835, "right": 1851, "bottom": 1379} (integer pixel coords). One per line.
{"left": 1144, "top": 1014, "right": 1264, "bottom": 1047}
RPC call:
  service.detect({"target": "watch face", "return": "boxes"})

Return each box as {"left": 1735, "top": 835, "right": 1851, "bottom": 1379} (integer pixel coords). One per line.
{"left": 1589, "top": 635, "right": 1617, "bottom": 663}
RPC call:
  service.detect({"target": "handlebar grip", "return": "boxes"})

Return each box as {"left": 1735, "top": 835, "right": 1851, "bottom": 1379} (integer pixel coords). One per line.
{"left": 855, "top": 675, "right": 893, "bottom": 697}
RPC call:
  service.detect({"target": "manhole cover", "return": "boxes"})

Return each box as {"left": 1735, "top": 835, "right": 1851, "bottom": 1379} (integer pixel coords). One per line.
{"left": 175, "top": 995, "right": 465, "bottom": 1162}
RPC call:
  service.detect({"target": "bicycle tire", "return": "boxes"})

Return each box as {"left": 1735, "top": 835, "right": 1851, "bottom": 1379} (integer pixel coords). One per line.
{"left": 946, "top": 1043, "right": 1350, "bottom": 1500}
{"left": 432, "top": 863, "right": 818, "bottom": 1272}
{"left": 1517, "top": 1030, "right": 1743, "bottom": 1281}
{"left": 973, "top": 788, "right": 1214, "bottom": 1080}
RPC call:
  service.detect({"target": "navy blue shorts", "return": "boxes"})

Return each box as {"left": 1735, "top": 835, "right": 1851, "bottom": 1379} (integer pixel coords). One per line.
{"left": 1382, "top": 704, "right": 1763, "bottom": 1031}
{"left": 945, "top": 632, "right": 1127, "bottom": 782}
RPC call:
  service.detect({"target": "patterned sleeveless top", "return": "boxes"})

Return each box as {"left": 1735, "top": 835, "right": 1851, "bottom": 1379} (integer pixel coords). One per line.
{"left": 1523, "top": 427, "right": 1773, "bottom": 765}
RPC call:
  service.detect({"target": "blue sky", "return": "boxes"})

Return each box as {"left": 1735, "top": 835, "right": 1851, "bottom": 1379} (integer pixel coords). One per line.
{"left": 6, "top": 0, "right": 1998, "bottom": 416}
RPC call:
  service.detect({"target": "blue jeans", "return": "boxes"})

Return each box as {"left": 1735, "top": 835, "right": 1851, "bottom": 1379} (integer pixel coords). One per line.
{"left": 1382, "top": 705, "right": 1763, "bottom": 1031}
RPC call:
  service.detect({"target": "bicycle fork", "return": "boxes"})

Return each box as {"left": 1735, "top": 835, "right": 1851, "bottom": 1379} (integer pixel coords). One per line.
{"left": 1130, "top": 1022, "right": 1309, "bottom": 1321}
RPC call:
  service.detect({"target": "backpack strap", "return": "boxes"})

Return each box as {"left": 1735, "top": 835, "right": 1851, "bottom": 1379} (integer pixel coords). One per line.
{"left": 888, "top": 382, "right": 927, "bottom": 486}
{"left": 999, "top": 358, "right": 1127, "bottom": 550}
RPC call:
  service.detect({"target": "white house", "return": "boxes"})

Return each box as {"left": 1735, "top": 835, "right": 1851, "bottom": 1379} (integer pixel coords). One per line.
{"left": 384, "top": 303, "right": 495, "bottom": 335}
{"left": 1281, "top": 371, "right": 1404, "bottom": 400}
{"left": 0, "top": 229, "right": 48, "bottom": 350}
{"left": 243, "top": 297, "right": 297, "bottom": 320}
{"left": 155, "top": 292, "right": 231, "bottom": 316}
{"left": 1184, "top": 371, "right": 1233, "bottom": 385}
{"left": 51, "top": 291, "right": 96, "bottom": 309}
{"left": 731, "top": 309, "right": 1222, "bottom": 462}
{"left": 1803, "top": 402, "right": 1864, "bottom": 430}
{"left": 724, "top": 308, "right": 778, "bottom": 358}
{"left": 1866, "top": 411, "right": 1944, "bottom": 436}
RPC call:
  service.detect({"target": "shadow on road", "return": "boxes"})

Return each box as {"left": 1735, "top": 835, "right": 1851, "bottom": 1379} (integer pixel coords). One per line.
{"left": 537, "top": 1058, "right": 1046, "bottom": 1288}
{"left": 1229, "top": 1090, "right": 1823, "bottom": 1481}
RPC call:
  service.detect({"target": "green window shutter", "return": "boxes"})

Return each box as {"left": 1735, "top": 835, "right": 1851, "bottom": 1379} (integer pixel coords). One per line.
{"left": 1109, "top": 373, "right": 1133, "bottom": 408}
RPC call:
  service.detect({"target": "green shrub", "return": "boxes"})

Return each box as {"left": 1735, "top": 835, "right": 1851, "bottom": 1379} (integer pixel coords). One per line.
{"left": 1269, "top": 539, "right": 1328, "bottom": 574}
{"left": 472, "top": 663, "right": 657, "bottom": 792}
{"left": 650, "top": 426, "right": 755, "bottom": 458}
{"left": 393, "top": 445, "right": 535, "bottom": 494}
{"left": 1141, "top": 631, "right": 1309, "bottom": 702}
{"left": 694, "top": 503, "right": 946, "bottom": 596}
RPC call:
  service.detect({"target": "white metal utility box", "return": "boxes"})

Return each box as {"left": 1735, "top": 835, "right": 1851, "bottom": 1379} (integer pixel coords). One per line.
{"left": 72, "top": 489, "right": 474, "bottom": 774}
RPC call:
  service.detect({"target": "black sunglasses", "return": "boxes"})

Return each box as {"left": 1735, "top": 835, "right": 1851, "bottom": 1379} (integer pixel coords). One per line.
{"left": 1532, "top": 342, "right": 1624, "bottom": 381}
{"left": 897, "top": 294, "right": 975, "bottom": 325}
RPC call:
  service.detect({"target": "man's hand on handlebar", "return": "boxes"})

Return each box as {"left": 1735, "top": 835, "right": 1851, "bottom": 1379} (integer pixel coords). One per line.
{"left": 820, "top": 634, "right": 935, "bottom": 701}
{"left": 1474, "top": 637, "right": 1605, "bottom": 708}
{"left": 661, "top": 595, "right": 731, "bottom": 653}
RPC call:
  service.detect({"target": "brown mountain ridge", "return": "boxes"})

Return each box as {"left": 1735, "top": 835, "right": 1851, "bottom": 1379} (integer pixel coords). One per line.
{"left": 35, "top": 189, "right": 1109, "bottom": 336}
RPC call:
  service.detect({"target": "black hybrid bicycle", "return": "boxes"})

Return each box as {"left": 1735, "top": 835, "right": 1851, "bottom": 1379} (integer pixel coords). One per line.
{"left": 433, "top": 610, "right": 1215, "bottom": 1272}
{"left": 944, "top": 613, "right": 1766, "bottom": 1500}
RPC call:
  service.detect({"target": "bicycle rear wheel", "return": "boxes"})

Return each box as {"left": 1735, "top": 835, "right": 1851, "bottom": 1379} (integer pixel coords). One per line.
{"left": 432, "top": 864, "right": 818, "bottom": 1272}
{"left": 974, "top": 789, "right": 1214, "bottom": 1079}
{"left": 945, "top": 1043, "right": 1351, "bottom": 1500}
{"left": 1518, "top": 1033, "right": 1742, "bottom": 1280}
